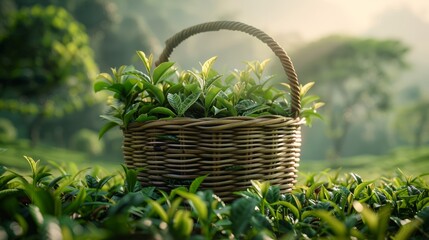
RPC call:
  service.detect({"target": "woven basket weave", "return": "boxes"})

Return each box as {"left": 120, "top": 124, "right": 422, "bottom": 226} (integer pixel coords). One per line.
{"left": 123, "top": 21, "right": 303, "bottom": 201}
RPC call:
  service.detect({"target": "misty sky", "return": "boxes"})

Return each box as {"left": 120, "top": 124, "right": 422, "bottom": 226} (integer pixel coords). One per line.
{"left": 225, "top": 0, "right": 429, "bottom": 40}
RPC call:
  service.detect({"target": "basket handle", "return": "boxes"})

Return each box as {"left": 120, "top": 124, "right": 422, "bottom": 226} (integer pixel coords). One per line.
{"left": 155, "top": 21, "right": 301, "bottom": 117}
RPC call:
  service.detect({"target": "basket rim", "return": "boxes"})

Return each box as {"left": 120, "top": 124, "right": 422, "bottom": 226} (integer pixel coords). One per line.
{"left": 125, "top": 115, "right": 304, "bottom": 131}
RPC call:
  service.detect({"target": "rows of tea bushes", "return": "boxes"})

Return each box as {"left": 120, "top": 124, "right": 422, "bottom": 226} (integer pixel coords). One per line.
{"left": 1, "top": 156, "right": 428, "bottom": 239}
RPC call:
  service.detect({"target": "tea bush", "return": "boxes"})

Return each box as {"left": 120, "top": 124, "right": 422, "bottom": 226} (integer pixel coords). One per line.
{"left": 0, "top": 157, "right": 428, "bottom": 239}
{"left": 0, "top": 118, "right": 17, "bottom": 144}
{"left": 69, "top": 128, "right": 104, "bottom": 156}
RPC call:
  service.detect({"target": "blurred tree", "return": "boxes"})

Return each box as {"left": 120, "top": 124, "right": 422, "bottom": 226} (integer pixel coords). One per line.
{"left": 393, "top": 98, "right": 429, "bottom": 148}
{"left": 0, "top": 5, "right": 98, "bottom": 145}
{"left": 291, "top": 35, "right": 409, "bottom": 160}
{"left": 71, "top": 0, "right": 118, "bottom": 38}
{"left": 0, "top": 117, "right": 17, "bottom": 144}
{"left": 2, "top": 0, "right": 122, "bottom": 70}
{"left": 0, "top": 0, "right": 16, "bottom": 34}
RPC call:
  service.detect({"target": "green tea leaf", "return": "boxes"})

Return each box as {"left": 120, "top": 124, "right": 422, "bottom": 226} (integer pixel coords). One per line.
{"left": 201, "top": 56, "right": 217, "bottom": 80}
{"left": 107, "top": 83, "right": 126, "bottom": 95}
{"left": 231, "top": 198, "right": 257, "bottom": 236}
{"left": 98, "top": 122, "right": 118, "bottom": 139}
{"left": 204, "top": 86, "right": 221, "bottom": 111}
{"left": 313, "top": 102, "right": 325, "bottom": 109}
{"left": 300, "top": 82, "right": 315, "bottom": 96}
{"left": 137, "top": 51, "right": 153, "bottom": 73}
{"left": 135, "top": 114, "right": 157, "bottom": 122}
{"left": 301, "top": 110, "right": 323, "bottom": 126}
{"left": 153, "top": 62, "right": 175, "bottom": 84}
{"left": 184, "top": 82, "right": 199, "bottom": 93}
{"left": 176, "top": 190, "right": 208, "bottom": 221}
{"left": 301, "top": 95, "right": 320, "bottom": 108}
{"left": 0, "top": 174, "right": 19, "bottom": 189}
{"left": 97, "top": 175, "right": 114, "bottom": 190}
{"left": 353, "top": 201, "right": 378, "bottom": 233}
{"left": 85, "top": 175, "right": 98, "bottom": 188}
{"left": 167, "top": 198, "right": 183, "bottom": 219}
{"left": 350, "top": 173, "right": 363, "bottom": 184}
{"left": 26, "top": 187, "right": 57, "bottom": 215}
{"left": 179, "top": 92, "right": 201, "bottom": 116}
{"left": 167, "top": 82, "right": 184, "bottom": 94}
{"left": 306, "top": 182, "right": 324, "bottom": 199}
{"left": 213, "top": 106, "right": 226, "bottom": 116}
{"left": 125, "top": 69, "right": 151, "bottom": 83}
{"left": 122, "top": 79, "right": 138, "bottom": 94}
{"left": 108, "top": 192, "right": 145, "bottom": 216}
{"left": 148, "top": 107, "right": 176, "bottom": 117}
{"left": 148, "top": 200, "right": 168, "bottom": 222}
{"left": 259, "top": 59, "right": 271, "bottom": 72}
{"left": 217, "top": 98, "right": 237, "bottom": 116}
{"left": 123, "top": 108, "right": 137, "bottom": 126}
{"left": 279, "top": 81, "right": 290, "bottom": 88}
{"left": 204, "top": 75, "right": 222, "bottom": 91}
{"left": 63, "top": 188, "right": 87, "bottom": 214}
{"left": 246, "top": 59, "right": 271, "bottom": 80}
{"left": 93, "top": 81, "right": 110, "bottom": 92}
{"left": 189, "top": 175, "right": 207, "bottom": 193}
{"left": 243, "top": 105, "right": 270, "bottom": 116}
{"left": 266, "top": 185, "right": 280, "bottom": 203}
{"left": 251, "top": 180, "right": 270, "bottom": 198}
{"left": 353, "top": 180, "right": 374, "bottom": 198}
{"left": 394, "top": 218, "right": 424, "bottom": 240}
{"left": 417, "top": 197, "right": 429, "bottom": 210}
{"left": 377, "top": 204, "right": 392, "bottom": 240}
{"left": 142, "top": 81, "right": 165, "bottom": 104}
{"left": 303, "top": 210, "right": 347, "bottom": 237}
{"left": 167, "top": 93, "right": 181, "bottom": 114}
{"left": 0, "top": 189, "right": 20, "bottom": 198}
{"left": 272, "top": 201, "right": 300, "bottom": 219}
{"left": 97, "top": 72, "right": 113, "bottom": 83}
{"left": 100, "top": 115, "right": 123, "bottom": 126}
{"left": 121, "top": 165, "right": 138, "bottom": 193}
{"left": 172, "top": 209, "right": 193, "bottom": 239}
{"left": 188, "top": 71, "right": 204, "bottom": 91}
{"left": 236, "top": 100, "right": 258, "bottom": 112}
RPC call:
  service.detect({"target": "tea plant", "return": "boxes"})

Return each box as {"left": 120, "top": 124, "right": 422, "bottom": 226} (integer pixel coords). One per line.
{"left": 1, "top": 157, "right": 428, "bottom": 239}
{"left": 94, "top": 51, "right": 323, "bottom": 138}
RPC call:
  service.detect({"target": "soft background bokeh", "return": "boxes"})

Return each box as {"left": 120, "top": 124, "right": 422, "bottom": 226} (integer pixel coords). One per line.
{"left": 1, "top": 0, "right": 428, "bottom": 178}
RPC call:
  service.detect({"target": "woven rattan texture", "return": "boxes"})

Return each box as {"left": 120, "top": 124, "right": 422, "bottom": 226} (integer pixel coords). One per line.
{"left": 123, "top": 116, "right": 302, "bottom": 201}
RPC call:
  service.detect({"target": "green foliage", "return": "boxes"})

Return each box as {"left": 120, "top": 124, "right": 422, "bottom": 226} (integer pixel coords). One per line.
{"left": 95, "top": 51, "right": 323, "bottom": 137}
{"left": 0, "top": 117, "right": 17, "bottom": 143}
{"left": 393, "top": 98, "right": 429, "bottom": 147}
{"left": 0, "top": 5, "right": 98, "bottom": 118}
{"left": 1, "top": 158, "right": 428, "bottom": 239}
{"left": 69, "top": 129, "right": 104, "bottom": 156}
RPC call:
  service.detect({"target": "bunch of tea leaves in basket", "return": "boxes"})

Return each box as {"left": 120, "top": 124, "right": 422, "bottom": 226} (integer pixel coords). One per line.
{"left": 94, "top": 51, "right": 323, "bottom": 138}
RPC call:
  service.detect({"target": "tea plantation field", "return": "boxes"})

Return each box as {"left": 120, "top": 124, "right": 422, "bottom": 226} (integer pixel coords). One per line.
{"left": 0, "top": 140, "right": 121, "bottom": 173}
{"left": 299, "top": 146, "right": 429, "bottom": 181}
{"left": 1, "top": 142, "right": 428, "bottom": 239}
{"left": 1, "top": 140, "right": 428, "bottom": 181}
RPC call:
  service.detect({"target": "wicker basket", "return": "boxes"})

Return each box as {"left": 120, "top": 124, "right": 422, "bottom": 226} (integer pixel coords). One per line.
{"left": 123, "top": 21, "right": 303, "bottom": 201}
